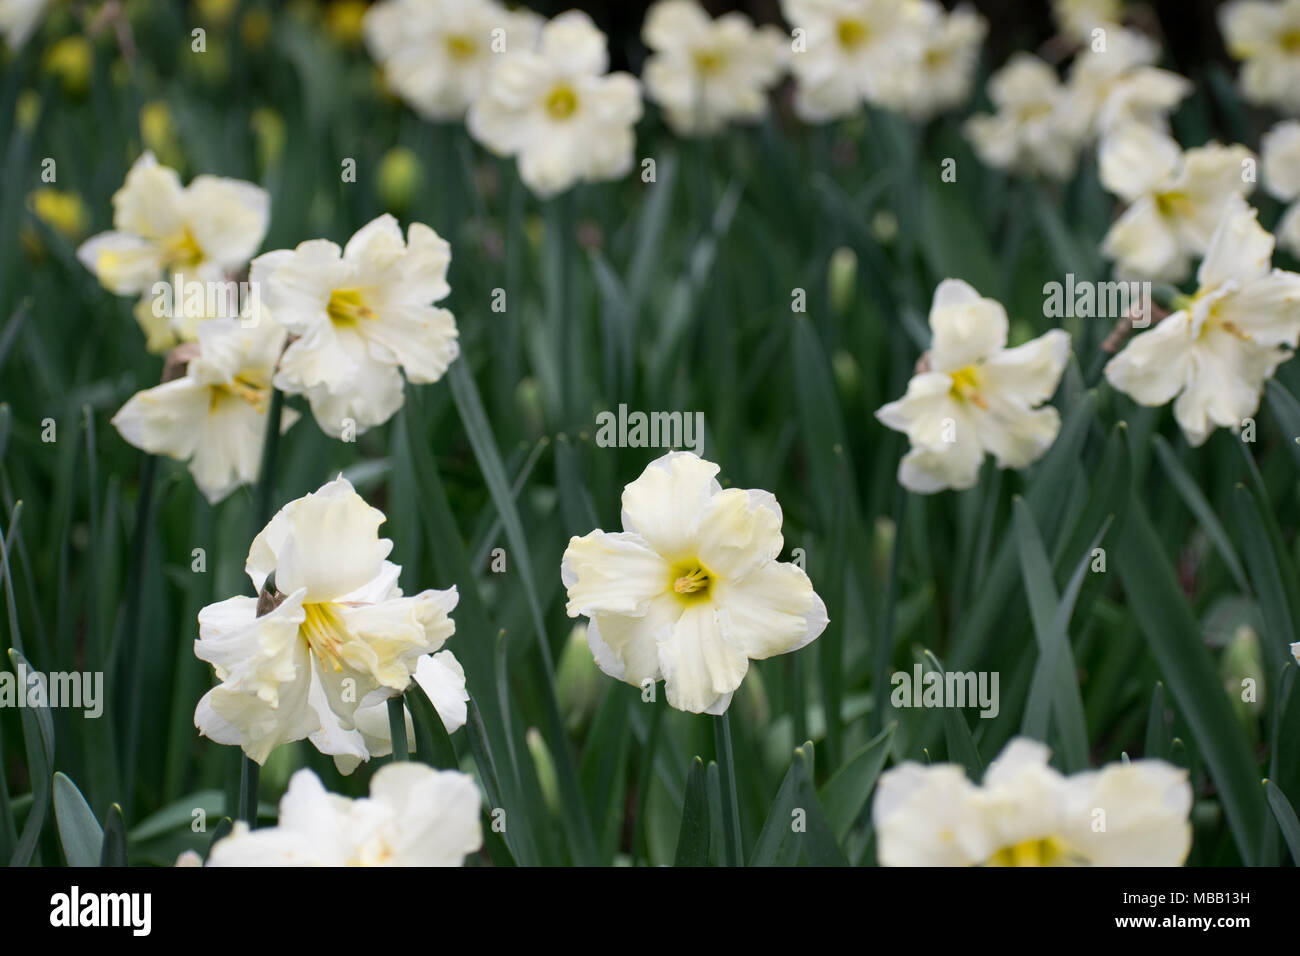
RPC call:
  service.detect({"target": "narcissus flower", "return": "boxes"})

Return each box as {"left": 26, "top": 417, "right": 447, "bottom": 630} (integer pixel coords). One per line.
{"left": 874, "top": 738, "right": 1193, "bottom": 866}
{"left": 1105, "top": 195, "right": 1300, "bottom": 446}
{"left": 255, "top": 214, "right": 460, "bottom": 438}
{"left": 878, "top": 2, "right": 987, "bottom": 121}
{"left": 194, "top": 477, "right": 459, "bottom": 765}
{"left": 0, "top": 0, "right": 52, "bottom": 49}
{"left": 1220, "top": 0, "right": 1300, "bottom": 113}
{"left": 964, "top": 54, "right": 1080, "bottom": 180}
{"left": 112, "top": 317, "right": 297, "bottom": 504}
{"left": 1099, "top": 123, "right": 1255, "bottom": 282}
{"left": 641, "top": 0, "right": 786, "bottom": 136}
{"left": 1262, "top": 120, "right": 1300, "bottom": 257}
{"left": 779, "top": 0, "right": 924, "bottom": 121}
{"left": 876, "top": 280, "right": 1071, "bottom": 494}
{"left": 561, "top": 452, "right": 827, "bottom": 715}
{"left": 208, "top": 764, "right": 482, "bottom": 866}
{"left": 1053, "top": 0, "right": 1123, "bottom": 44}
{"left": 467, "top": 10, "right": 642, "bottom": 198}
{"left": 363, "top": 0, "right": 541, "bottom": 121}
{"left": 76, "top": 153, "right": 269, "bottom": 299}
{"left": 1064, "top": 27, "right": 1191, "bottom": 140}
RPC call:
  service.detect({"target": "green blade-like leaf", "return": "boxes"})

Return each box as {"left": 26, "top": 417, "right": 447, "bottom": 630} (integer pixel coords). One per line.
{"left": 1151, "top": 436, "right": 1249, "bottom": 593}
{"left": 820, "top": 723, "right": 895, "bottom": 843}
{"left": 1263, "top": 780, "right": 1300, "bottom": 865}
{"left": 99, "top": 804, "right": 127, "bottom": 867}
{"left": 673, "top": 757, "right": 711, "bottom": 867}
{"left": 406, "top": 682, "right": 458, "bottom": 770}
{"left": 54, "top": 773, "right": 103, "bottom": 867}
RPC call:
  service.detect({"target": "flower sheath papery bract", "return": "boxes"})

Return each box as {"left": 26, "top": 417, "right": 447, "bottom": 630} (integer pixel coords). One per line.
{"left": 1220, "top": 0, "right": 1300, "bottom": 113}
{"left": 363, "top": 0, "right": 542, "bottom": 121}
{"left": 561, "top": 452, "right": 828, "bottom": 715}
{"left": 873, "top": 738, "right": 1193, "bottom": 866}
{"left": 1105, "top": 195, "right": 1300, "bottom": 447}
{"left": 194, "top": 476, "right": 459, "bottom": 765}
{"left": 76, "top": 152, "right": 269, "bottom": 299}
{"left": 467, "top": 10, "right": 642, "bottom": 198}
{"left": 963, "top": 54, "right": 1081, "bottom": 180}
{"left": 875, "top": 280, "right": 1071, "bottom": 494}
{"left": 1262, "top": 119, "right": 1300, "bottom": 257}
{"left": 255, "top": 213, "right": 459, "bottom": 438}
{"left": 1099, "top": 122, "right": 1255, "bottom": 282}
{"left": 111, "top": 316, "right": 298, "bottom": 504}
{"left": 641, "top": 0, "right": 786, "bottom": 137}
{"left": 207, "top": 764, "right": 482, "bottom": 866}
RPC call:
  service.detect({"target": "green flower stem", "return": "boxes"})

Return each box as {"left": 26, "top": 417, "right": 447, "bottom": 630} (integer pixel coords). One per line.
{"left": 714, "top": 712, "right": 743, "bottom": 867}
{"left": 388, "top": 696, "right": 408, "bottom": 762}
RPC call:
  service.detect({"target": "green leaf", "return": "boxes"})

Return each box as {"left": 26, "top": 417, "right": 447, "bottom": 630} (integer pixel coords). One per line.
{"left": 406, "top": 683, "right": 459, "bottom": 770}
{"left": 1231, "top": 484, "right": 1298, "bottom": 663}
{"left": 924, "top": 651, "right": 982, "bottom": 779}
{"left": 750, "top": 743, "right": 813, "bottom": 867}
{"left": 1265, "top": 379, "right": 1300, "bottom": 469}
{"left": 673, "top": 757, "right": 711, "bottom": 867}
{"left": 1144, "top": 683, "right": 1167, "bottom": 760}
{"left": 7, "top": 647, "right": 54, "bottom": 867}
{"left": 99, "top": 804, "right": 127, "bottom": 867}
{"left": 1151, "top": 436, "right": 1249, "bottom": 593}
{"left": 54, "top": 773, "right": 103, "bottom": 867}
{"left": 820, "top": 723, "right": 895, "bottom": 843}
{"left": 1264, "top": 780, "right": 1300, "bottom": 865}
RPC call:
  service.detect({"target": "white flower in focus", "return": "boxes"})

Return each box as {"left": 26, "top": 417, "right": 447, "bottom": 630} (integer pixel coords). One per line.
{"left": 208, "top": 764, "right": 482, "bottom": 866}
{"left": 875, "top": 280, "right": 1071, "bottom": 494}
{"left": 874, "top": 738, "right": 1193, "bottom": 866}
{"left": 111, "top": 317, "right": 296, "bottom": 504}
{"left": 641, "top": 0, "right": 786, "bottom": 136}
{"left": 0, "top": 0, "right": 52, "bottom": 49}
{"left": 1105, "top": 195, "right": 1300, "bottom": 446}
{"left": 76, "top": 153, "right": 269, "bottom": 298}
{"left": 1261, "top": 120, "right": 1300, "bottom": 257}
{"left": 561, "top": 452, "right": 827, "bottom": 715}
{"left": 255, "top": 214, "right": 459, "bottom": 438}
{"left": 878, "top": 2, "right": 987, "bottom": 121}
{"left": 1220, "top": 0, "right": 1300, "bottom": 114}
{"left": 1098, "top": 123, "right": 1255, "bottom": 282}
{"left": 1064, "top": 27, "right": 1191, "bottom": 140}
{"left": 467, "top": 11, "right": 642, "bottom": 198}
{"left": 194, "top": 476, "right": 459, "bottom": 765}
{"left": 363, "top": 0, "right": 542, "bottom": 121}
{"left": 964, "top": 54, "right": 1080, "bottom": 180}
{"left": 780, "top": 0, "right": 925, "bottom": 121}
{"left": 1052, "top": 0, "right": 1123, "bottom": 44}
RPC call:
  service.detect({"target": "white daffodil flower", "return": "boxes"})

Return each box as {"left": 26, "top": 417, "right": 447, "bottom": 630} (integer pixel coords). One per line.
{"left": 363, "top": 0, "right": 542, "bottom": 121}
{"left": 875, "top": 2, "right": 987, "bottom": 121}
{"left": 111, "top": 317, "right": 297, "bottom": 504}
{"left": 780, "top": 0, "right": 925, "bottom": 122}
{"left": 1262, "top": 120, "right": 1300, "bottom": 257}
{"left": 964, "top": 54, "right": 1080, "bottom": 180}
{"left": 255, "top": 214, "right": 459, "bottom": 438}
{"left": 1292, "top": 640, "right": 1300, "bottom": 665}
{"left": 874, "top": 738, "right": 1193, "bottom": 866}
{"left": 561, "top": 452, "right": 827, "bottom": 715}
{"left": 326, "top": 649, "right": 470, "bottom": 775}
{"left": 0, "top": 0, "right": 51, "bottom": 49}
{"left": 1105, "top": 195, "right": 1300, "bottom": 446}
{"left": 1052, "top": 0, "right": 1123, "bottom": 44}
{"left": 1064, "top": 27, "right": 1191, "bottom": 141}
{"left": 641, "top": 0, "right": 786, "bottom": 137}
{"left": 1220, "top": 0, "right": 1300, "bottom": 113}
{"left": 467, "top": 10, "right": 642, "bottom": 198}
{"left": 208, "top": 764, "right": 482, "bottom": 866}
{"left": 1099, "top": 123, "right": 1255, "bottom": 282}
{"left": 876, "top": 280, "right": 1071, "bottom": 494}
{"left": 194, "top": 476, "right": 459, "bottom": 765}
{"left": 76, "top": 152, "right": 269, "bottom": 299}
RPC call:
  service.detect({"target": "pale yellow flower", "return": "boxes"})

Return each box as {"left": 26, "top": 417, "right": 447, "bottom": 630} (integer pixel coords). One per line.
{"left": 1221, "top": 0, "right": 1300, "bottom": 113}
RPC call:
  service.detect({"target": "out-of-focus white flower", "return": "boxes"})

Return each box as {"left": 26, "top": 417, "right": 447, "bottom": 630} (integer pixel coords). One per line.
{"left": 328, "top": 650, "right": 470, "bottom": 775}
{"left": 1098, "top": 123, "right": 1255, "bottom": 281}
{"left": 874, "top": 737, "right": 1193, "bottom": 866}
{"left": 641, "top": 0, "right": 786, "bottom": 136}
{"left": 1262, "top": 120, "right": 1300, "bottom": 257}
{"left": 561, "top": 452, "right": 827, "bottom": 715}
{"left": 0, "top": 0, "right": 52, "bottom": 49}
{"left": 1106, "top": 195, "right": 1300, "bottom": 446}
{"left": 1220, "top": 0, "right": 1300, "bottom": 114}
{"left": 77, "top": 153, "right": 269, "bottom": 298}
{"left": 194, "top": 476, "right": 459, "bottom": 765}
{"left": 1053, "top": 0, "right": 1123, "bottom": 44}
{"left": 1292, "top": 640, "right": 1300, "bottom": 665}
{"left": 1064, "top": 27, "right": 1191, "bottom": 140}
{"left": 780, "top": 0, "right": 925, "bottom": 121}
{"left": 254, "top": 214, "right": 459, "bottom": 438}
{"left": 467, "top": 10, "right": 642, "bottom": 198}
{"left": 208, "top": 764, "right": 482, "bottom": 866}
{"left": 964, "top": 54, "right": 1080, "bottom": 180}
{"left": 878, "top": 2, "right": 987, "bottom": 121}
{"left": 111, "top": 317, "right": 296, "bottom": 504}
{"left": 876, "top": 280, "right": 1071, "bottom": 494}
{"left": 363, "top": 0, "right": 542, "bottom": 121}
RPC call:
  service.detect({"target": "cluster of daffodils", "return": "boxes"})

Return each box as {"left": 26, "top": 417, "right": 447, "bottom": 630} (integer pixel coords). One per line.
{"left": 1105, "top": 196, "right": 1300, "bottom": 447}
{"left": 873, "top": 738, "right": 1192, "bottom": 866}
{"left": 194, "top": 476, "right": 466, "bottom": 771}
{"left": 561, "top": 452, "right": 827, "bottom": 714}
{"left": 81, "top": 153, "right": 460, "bottom": 504}
{"left": 1220, "top": 0, "right": 1300, "bottom": 114}
{"left": 875, "top": 280, "right": 1071, "bottom": 494}
{"left": 208, "top": 765, "right": 482, "bottom": 866}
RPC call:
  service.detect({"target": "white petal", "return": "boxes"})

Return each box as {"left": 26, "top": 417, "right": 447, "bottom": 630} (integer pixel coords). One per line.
{"left": 658, "top": 602, "right": 748, "bottom": 714}
{"left": 928, "top": 279, "right": 1008, "bottom": 371}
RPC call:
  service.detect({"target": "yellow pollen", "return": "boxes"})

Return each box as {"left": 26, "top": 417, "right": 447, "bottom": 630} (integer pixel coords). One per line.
{"left": 300, "top": 602, "right": 349, "bottom": 672}
{"left": 327, "top": 288, "right": 376, "bottom": 327}
{"left": 670, "top": 562, "right": 712, "bottom": 601}
{"left": 446, "top": 34, "right": 477, "bottom": 60}
{"left": 986, "top": 836, "right": 1072, "bottom": 867}
{"left": 545, "top": 84, "right": 579, "bottom": 119}
{"left": 836, "top": 18, "right": 869, "bottom": 50}
{"left": 1282, "top": 29, "right": 1300, "bottom": 53}
{"left": 210, "top": 372, "right": 270, "bottom": 413}
{"left": 693, "top": 49, "right": 724, "bottom": 74}
{"left": 949, "top": 365, "right": 987, "bottom": 408}
{"left": 1155, "top": 191, "right": 1192, "bottom": 218}
{"left": 160, "top": 228, "right": 203, "bottom": 270}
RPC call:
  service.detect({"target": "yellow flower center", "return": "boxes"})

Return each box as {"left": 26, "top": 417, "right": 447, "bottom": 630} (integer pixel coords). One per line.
{"left": 446, "top": 34, "right": 478, "bottom": 60}
{"left": 160, "top": 228, "right": 203, "bottom": 270}
{"left": 1154, "top": 190, "right": 1192, "bottom": 218}
{"left": 545, "top": 84, "right": 579, "bottom": 120}
{"left": 986, "top": 836, "right": 1072, "bottom": 867}
{"left": 836, "top": 18, "right": 869, "bottom": 50}
{"left": 210, "top": 371, "right": 270, "bottom": 413}
{"left": 1016, "top": 101, "right": 1053, "bottom": 123}
{"left": 669, "top": 560, "right": 713, "bottom": 603}
{"left": 300, "top": 602, "right": 350, "bottom": 672}
{"left": 1281, "top": 29, "right": 1300, "bottom": 53}
{"left": 327, "top": 288, "right": 376, "bottom": 327}
{"left": 949, "top": 365, "right": 988, "bottom": 408}
{"left": 693, "top": 49, "right": 725, "bottom": 75}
